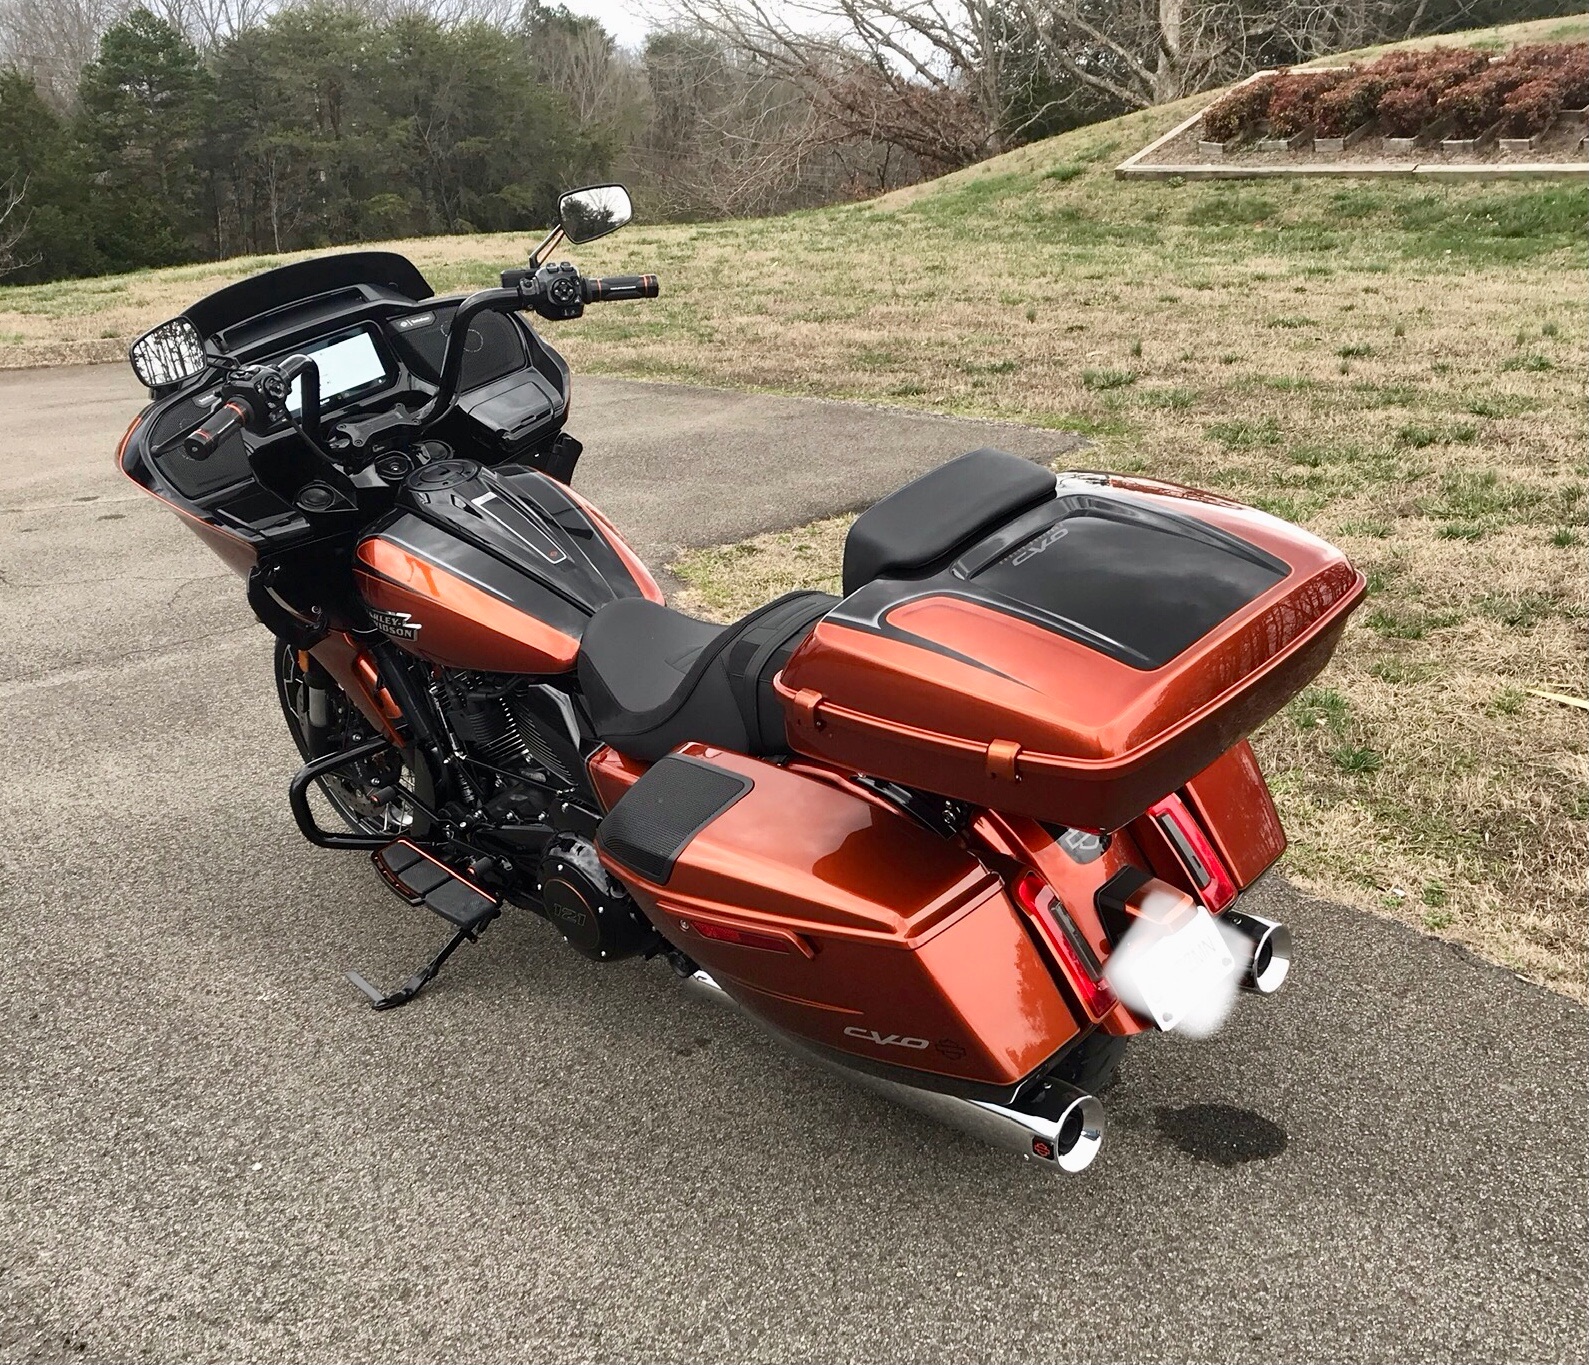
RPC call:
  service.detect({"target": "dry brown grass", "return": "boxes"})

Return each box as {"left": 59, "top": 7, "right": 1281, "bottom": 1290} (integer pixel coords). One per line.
{"left": 0, "top": 16, "right": 1582, "bottom": 997}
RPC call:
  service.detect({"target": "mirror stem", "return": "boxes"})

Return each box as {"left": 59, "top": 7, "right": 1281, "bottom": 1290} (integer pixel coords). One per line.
{"left": 528, "top": 224, "right": 565, "bottom": 269}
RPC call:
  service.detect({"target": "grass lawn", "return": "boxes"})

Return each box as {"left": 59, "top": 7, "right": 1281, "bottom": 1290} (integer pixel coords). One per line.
{"left": 1, "top": 14, "right": 1583, "bottom": 997}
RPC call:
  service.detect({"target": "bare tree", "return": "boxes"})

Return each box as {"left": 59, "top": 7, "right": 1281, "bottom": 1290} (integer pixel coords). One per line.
{"left": 666, "top": 0, "right": 1026, "bottom": 164}
{"left": 1025, "top": 0, "right": 1491, "bottom": 108}
{"left": 524, "top": 1, "right": 645, "bottom": 133}
{"left": 153, "top": 0, "right": 274, "bottom": 49}
{"left": 0, "top": 173, "right": 34, "bottom": 274}
{"left": 0, "top": 0, "right": 132, "bottom": 105}
{"left": 666, "top": 0, "right": 1497, "bottom": 169}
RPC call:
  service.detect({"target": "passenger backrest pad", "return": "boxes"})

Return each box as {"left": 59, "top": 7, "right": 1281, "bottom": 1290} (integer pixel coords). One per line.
{"left": 841, "top": 447, "right": 1057, "bottom": 595}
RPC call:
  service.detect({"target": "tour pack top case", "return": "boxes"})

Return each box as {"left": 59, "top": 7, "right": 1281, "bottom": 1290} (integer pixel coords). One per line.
{"left": 775, "top": 450, "right": 1366, "bottom": 832}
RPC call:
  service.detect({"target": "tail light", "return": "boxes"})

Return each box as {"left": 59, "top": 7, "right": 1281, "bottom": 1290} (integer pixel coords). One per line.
{"left": 1146, "top": 793, "right": 1237, "bottom": 912}
{"left": 1013, "top": 872, "right": 1116, "bottom": 1019}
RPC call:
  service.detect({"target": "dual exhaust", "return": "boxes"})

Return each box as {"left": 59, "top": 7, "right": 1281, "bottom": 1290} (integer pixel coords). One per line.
{"left": 681, "top": 904, "right": 1292, "bottom": 1176}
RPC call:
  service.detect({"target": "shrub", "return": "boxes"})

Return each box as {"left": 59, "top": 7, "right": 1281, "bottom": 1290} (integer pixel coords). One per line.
{"left": 1315, "top": 73, "right": 1386, "bottom": 136}
{"left": 1500, "top": 41, "right": 1589, "bottom": 106}
{"left": 1372, "top": 46, "right": 1489, "bottom": 87}
{"left": 1436, "top": 68, "right": 1527, "bottom": 138}
{"left": 1266, "top": 68, "right": 1348, "bottom": 136}
{"left": 1505, "top": 41, "right": 1589, "bottom": 77}
{"left": 1547, "top": 47, "right": 1589, "bottom": 108}
{"left": 1501, "top": 77, "right": 1565, "bottom": 138}
{"left": 1203, "top": 74, "right": 1276, "bottom": 143}
{"left": 1378, "top": 81, "right": 1436, "bottom": 137}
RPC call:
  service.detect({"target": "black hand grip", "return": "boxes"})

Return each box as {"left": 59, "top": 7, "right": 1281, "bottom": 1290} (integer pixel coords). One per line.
{"left": 183, "top": 398, "right": 253, "bottom": 460}
{"left": 582, "top": 274, "right": 660, "bottom": 303}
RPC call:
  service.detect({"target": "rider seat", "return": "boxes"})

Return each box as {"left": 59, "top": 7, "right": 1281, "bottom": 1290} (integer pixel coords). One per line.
{"left": 577, "top": 591, "right": 837, "bottom": 761}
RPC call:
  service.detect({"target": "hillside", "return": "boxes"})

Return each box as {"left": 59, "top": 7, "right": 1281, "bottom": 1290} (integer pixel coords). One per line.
{"left": 2, "top": 15, "right": 1584, "bottom": 995}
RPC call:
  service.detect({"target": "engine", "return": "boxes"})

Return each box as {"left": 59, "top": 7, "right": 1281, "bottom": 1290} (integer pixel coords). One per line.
{"left": 439, "top": 671, "right": 582, "bottom": 790}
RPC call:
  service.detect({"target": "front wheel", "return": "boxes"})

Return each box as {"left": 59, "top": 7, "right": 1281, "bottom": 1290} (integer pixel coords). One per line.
{"left": 273, "top": 639, "right": 433, "bottom": 840}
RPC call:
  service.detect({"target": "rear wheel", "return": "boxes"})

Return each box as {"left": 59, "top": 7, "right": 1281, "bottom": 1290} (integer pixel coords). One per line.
{"left": 274, "top": 639, "right": 433, "bottom": 840}
{"left": 1052, "top": 1031, "right": 1128, "bottom": 1095}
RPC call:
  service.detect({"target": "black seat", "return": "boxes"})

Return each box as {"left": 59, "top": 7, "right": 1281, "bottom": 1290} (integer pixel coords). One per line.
{"left": 841, "top": 447, "right": 1057, "bottom": 595}
{"left": 577, "top": 591, "right": 836, "bottom": 762}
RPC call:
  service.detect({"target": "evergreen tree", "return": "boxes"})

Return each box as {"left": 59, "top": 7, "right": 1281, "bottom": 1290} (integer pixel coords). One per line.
{"left": 75, "top": 7, "right": 213, "bottom": 269}
{"left": 0, "top": 69, "right": 102, "bottom": 281}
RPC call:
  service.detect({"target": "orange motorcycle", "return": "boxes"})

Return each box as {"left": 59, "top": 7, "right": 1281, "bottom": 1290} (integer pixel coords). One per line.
{"left": 120, "top": 185, "right": 1364, "bottom": 1173}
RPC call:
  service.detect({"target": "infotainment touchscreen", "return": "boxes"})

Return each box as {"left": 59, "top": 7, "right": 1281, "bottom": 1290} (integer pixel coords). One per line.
{"left": 287, "top": 328, "right": 390, "bottom": 414}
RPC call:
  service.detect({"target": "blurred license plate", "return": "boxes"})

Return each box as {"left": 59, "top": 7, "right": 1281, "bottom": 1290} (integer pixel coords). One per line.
{"left": 1133, "top": 907, "right": 1236, "bottom": 1031}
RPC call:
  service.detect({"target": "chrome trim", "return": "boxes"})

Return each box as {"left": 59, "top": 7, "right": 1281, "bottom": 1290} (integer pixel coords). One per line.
{"left": 1221, "top": 909, "right": 1292, "bottom": 994}
{"left": 678, "top": 969, "right": 1104, "bottom": 1173}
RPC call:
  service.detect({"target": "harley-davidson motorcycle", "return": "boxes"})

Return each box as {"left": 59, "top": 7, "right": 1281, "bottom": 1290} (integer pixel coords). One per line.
{"left": 120, "top": 184, "right": 1365, "bottom": 1173}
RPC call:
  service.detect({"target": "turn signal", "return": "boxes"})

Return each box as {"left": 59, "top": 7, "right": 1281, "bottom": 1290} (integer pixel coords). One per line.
{"left": 1147, "top": 794, "right": 1237, "bottom": 912}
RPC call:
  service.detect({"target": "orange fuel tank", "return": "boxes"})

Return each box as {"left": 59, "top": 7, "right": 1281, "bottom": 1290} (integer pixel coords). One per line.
{"left": 353, "top": 460, "right": 660, "bottom": 673}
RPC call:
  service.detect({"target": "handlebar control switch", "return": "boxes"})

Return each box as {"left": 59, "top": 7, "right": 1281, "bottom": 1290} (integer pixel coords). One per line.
{"left": 533, "top": 262, "right": 585, "bottom": 322}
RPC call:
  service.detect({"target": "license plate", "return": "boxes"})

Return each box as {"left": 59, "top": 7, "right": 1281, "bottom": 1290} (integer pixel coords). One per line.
{"left": 1104, "top": 905, "right": 1237, "bottom": 1032}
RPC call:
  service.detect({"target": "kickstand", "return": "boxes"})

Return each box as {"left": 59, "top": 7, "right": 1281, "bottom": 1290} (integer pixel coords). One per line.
{"left": 345, "top": 917, "right": 493, "bottom": 1011}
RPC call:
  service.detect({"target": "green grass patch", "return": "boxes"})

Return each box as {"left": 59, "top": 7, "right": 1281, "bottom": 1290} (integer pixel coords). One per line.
{"left": 1081, "top": 368, "right": 1137, "bottom": 391}
{"left": 1207, "top": 415, "right": 1283, "bottom": 447}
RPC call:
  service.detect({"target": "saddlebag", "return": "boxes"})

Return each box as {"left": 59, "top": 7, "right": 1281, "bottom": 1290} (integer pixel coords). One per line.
{"left": 596, "top": 745, "right": 1081, "bottom": 1095}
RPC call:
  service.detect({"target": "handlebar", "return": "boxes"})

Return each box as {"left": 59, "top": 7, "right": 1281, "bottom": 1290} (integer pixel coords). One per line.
{"left": 183, "top": 398, "right": 254, "bottom": 460}
{"left": 583, "top": 274, "right": 660, "bottom": 303}
{"left": 181, "top": 353, "right": 313, "bottom": 460}
{"left": 417, "top": 268, "right": 658, "bottom": 424}
{"left": 182, "top": 269, "right": 659, "bottom": 460}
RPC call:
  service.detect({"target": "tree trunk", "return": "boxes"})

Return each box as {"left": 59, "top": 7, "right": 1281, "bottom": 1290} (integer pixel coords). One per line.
{"left": 1155, "top": 0, "right": 1185, "bottom": 104}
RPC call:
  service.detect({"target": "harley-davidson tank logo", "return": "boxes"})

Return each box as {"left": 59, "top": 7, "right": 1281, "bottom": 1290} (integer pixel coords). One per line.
{"left": 368, "top": 608, "right": 422, "bottom": 640}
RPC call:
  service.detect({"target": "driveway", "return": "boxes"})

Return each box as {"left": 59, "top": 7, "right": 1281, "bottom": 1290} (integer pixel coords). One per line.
{"left": 1, "top": 364, "right": 1583, "bottom": 1363}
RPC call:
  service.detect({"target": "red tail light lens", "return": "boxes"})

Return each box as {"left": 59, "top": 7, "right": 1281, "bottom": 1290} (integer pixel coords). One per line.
{"left": 1147, "top": 793, "right": 1237, "bottom": 912}
{"left": 1013, "top": 872, "right": 1116, "bottom": 1019}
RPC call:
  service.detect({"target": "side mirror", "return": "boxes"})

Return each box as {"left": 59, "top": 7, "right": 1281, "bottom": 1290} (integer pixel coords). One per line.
{"left": 558, "top": 185, "right": 633, "bottom": 244}
{"left": 129, "top": 317, "right": 208, "bottom": 389}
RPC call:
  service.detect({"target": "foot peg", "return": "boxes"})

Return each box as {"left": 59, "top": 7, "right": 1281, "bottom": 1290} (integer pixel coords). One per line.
{"left": 348, "top": 841, "right": 502, "bottom": 1010}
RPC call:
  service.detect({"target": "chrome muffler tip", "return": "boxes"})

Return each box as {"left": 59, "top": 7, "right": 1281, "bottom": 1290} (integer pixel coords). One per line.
{"left": 1024, "top": 1086, "right": 1105, "bottom": 1173}
{"left": 1222, "top": 909, "right": 1292, "bottom": 994}
{"left": 966, "top": 1080, "right": 1105, "bottom": 1174}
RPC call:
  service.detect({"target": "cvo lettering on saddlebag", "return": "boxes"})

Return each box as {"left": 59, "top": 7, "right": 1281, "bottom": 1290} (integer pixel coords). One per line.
{"left": 844, "top": 1026, "right": 931, "bottom": 1050}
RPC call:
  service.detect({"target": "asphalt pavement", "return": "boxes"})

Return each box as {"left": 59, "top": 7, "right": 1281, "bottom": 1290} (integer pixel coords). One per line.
{"left": 1, "top": 364, "right": 1584, "bottom": 1364}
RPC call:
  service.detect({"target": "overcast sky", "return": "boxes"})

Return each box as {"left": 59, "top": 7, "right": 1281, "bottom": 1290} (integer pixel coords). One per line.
{"left": 558, "top": 0, "right": 657, "bottom": 49}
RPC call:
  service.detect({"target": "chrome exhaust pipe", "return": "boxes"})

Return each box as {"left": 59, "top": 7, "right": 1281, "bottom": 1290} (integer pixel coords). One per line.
{"left": 678, "top": 968, "right": 1104, "bottom": 1172}
{"left": 1221, "top": 909, "right": 1292, "bottom": 994}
